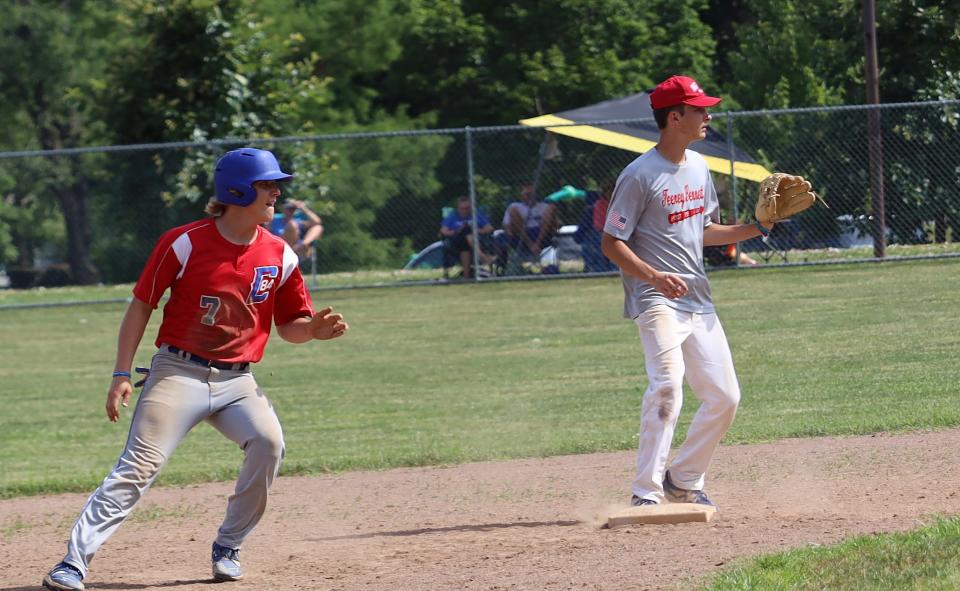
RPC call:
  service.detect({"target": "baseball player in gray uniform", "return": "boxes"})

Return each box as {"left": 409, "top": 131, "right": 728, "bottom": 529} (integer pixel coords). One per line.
{"left": 600, "top": 75, "right": 770, "bottom": 508}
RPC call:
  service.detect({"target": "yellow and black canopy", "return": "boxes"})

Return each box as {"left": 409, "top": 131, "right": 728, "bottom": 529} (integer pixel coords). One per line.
{"left": 519, "top": 92, "right": 770, "bottom": 183}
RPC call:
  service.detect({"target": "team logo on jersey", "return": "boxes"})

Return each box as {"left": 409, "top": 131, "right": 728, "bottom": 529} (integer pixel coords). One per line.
{"left": 667, "top": 205, "right": 705, "bottom": 225}
{"left": 660, "top": 185, "right": 705, "bottom": 208}
{"left": 249, "top": 266, "right": 279, "bottom": 304}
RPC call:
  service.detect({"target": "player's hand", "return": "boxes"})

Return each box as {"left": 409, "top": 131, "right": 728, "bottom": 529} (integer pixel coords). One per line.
{"left": 106, "top": 377, "right": 133, "bottom": 422}
{"left": 651, "top": 272, "right": 688, "bottom": 299}
{"left": 308, "top": 306, "right": 349, "bottom": 340}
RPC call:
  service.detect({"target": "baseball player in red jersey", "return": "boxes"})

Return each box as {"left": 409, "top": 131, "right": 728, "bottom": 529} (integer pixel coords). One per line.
{"left": 43, "top": 148, "right": 348, "bottom": 591}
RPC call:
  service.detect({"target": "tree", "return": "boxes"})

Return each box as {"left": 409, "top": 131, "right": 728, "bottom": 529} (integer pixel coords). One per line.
{"left": 94, "top": 0, "right": 452, "bottom": 277}
{"left": 264, "top": 0, "right": 415, "bottom": 128}
{"left": 374, "top": 0, "right": 717, "bottom": 128}
{"left": 89, "top": 0, "right": 342, "bottom": 281}
{"left": 352, "top": 0, "right": 726, "bottom": 260}
{"left": 722, "top": 0, "right": 853, "bottom": 110}
{"left": 0, "top": 1, "right": 115, "bottom": 284}
{"left": 721, "top": 0, "right": 960, "bottom": 244}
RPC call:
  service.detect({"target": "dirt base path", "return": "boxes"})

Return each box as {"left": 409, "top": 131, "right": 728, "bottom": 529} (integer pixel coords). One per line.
{"left": 3, "top": 429, "right": 960, "bottom": 591}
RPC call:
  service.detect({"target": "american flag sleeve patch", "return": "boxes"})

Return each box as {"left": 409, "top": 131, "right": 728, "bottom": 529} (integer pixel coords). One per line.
{"left": 607, "top": 211, "right": 627, "bottom": 231}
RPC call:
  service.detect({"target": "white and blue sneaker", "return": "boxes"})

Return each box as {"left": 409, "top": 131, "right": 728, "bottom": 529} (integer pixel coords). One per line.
{"left": 663, "top": 470, "right": 717, "bottom": 507}
{"left": 631, "top": 495, "right": 659, "bottom": 507}
{"left": 42, "top": 562, "right": 84, "bottom": 591}
{"left": 212, "top": 541, "right": 243, "bottom": 581}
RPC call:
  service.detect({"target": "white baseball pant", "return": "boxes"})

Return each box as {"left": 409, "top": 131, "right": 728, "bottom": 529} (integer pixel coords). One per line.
{"left": 631, "top": 304, "right": 740, "bottom": 502}
{"left": 60, "top": 348, "right": 284, "bottom": 577}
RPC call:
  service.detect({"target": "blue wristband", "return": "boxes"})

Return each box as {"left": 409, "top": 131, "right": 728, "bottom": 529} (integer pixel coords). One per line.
{"left": 755, "top": 221, "right": 770, "bottom": 237}
{"left": 112, "top": 371, "right": 132, "bottom": 379}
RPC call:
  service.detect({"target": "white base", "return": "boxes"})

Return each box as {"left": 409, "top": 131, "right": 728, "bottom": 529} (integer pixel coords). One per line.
{"left": 607, "top": 503, "right": 717, "bottom": 528}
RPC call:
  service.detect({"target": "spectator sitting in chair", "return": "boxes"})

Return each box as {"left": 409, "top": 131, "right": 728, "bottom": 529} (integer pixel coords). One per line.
{"left": 703, "top": 243, "right": 758, "bottom": 267}
{"left": 502, "top": 184, "right": 559, "bottom": 259}
{"left": 574, "top": 180, "right": 618, "bottom": 272}
{"left": 440, "top": 196, "right": 496, "bottom": 278}
{"left": 268, "top": 199, "right": 323, "bottom": 259}
{"left": 703, "top": 219, "right": 758, "bottom": 267}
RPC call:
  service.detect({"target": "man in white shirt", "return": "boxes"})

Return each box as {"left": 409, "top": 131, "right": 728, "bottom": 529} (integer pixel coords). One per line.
{"left": 502, "top": 184, "right": 559, "bottom": 259}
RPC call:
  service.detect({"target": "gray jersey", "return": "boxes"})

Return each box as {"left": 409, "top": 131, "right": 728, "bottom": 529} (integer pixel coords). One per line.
{"left": 603, "top": 148, "right": 719, "bottom": 318}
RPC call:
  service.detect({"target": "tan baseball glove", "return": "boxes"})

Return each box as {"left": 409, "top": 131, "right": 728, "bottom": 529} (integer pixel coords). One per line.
{"left": 755, "top": 173, "right": 827, "bottom": 227}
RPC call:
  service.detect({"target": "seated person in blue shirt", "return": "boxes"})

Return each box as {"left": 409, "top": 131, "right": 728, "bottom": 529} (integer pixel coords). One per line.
{"left": 268, "top": 199, "right": 323, "bottom": 258}
{"left": 440, "top": 196, "right": 496, "bottom": 278}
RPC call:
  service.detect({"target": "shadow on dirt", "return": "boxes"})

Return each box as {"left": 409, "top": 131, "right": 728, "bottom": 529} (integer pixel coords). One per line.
{"left": 309, "top": 519, "right": 583, "bottom": 542}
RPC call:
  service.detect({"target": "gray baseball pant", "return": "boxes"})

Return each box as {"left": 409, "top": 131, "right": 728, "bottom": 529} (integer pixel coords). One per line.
{"left": 60, "top": 348, "right": 285, "bottom": 577}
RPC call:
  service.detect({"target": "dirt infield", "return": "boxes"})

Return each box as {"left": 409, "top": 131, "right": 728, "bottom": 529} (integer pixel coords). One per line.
{"left": 3, "top": 428, "right": 959, "bottom": 591}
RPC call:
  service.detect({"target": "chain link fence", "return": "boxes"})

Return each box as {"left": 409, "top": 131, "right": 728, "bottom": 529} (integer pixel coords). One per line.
{"left": 1, "top": 100, "right": 958, "bottom": 292}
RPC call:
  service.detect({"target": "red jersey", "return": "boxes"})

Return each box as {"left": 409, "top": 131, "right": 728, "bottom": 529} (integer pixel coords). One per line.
{"left": 593, "top": 197, "right": 610, "bottom": 232}
{"left": 133, "top": 219, "right": 314, "bottom": 363}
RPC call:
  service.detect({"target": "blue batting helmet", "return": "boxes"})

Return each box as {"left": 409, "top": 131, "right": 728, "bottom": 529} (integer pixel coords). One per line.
{"left": 213, "top": 148, "right": 293, "bottom": 206}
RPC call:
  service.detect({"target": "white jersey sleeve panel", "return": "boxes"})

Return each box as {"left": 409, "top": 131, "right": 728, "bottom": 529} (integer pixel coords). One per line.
{"left": 279, "top": 243, "right": 299, "bottom": 287}
{"left": 171, "top": 233, "right": 193, "bottom": 280}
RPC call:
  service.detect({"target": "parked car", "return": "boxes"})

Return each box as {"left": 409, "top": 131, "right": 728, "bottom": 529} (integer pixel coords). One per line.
{"left": 834, "top": 214, "right": 874, "bottom": 248}
{"left": 403, "top": 240, "right": 447, "bottom": 270}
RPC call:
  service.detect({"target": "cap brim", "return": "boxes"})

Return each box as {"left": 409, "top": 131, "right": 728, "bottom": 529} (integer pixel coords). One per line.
{"left": 683, "top": 95, "right": 722, "bottom": 107}
{"left": 256, "top": 171, "right": 294, "bottom": 182}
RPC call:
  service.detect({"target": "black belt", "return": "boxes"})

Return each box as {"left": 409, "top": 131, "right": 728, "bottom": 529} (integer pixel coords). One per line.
{"left": 165, "top": 345, "right": 249, "bottom": 371}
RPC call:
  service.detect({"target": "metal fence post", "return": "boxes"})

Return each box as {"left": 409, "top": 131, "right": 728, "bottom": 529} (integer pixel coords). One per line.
{"left": 727, "top": 112, "right": 741, "bottom": 266}
{"left": 465, "top": 126, "right": 480, "bottom": 281}
{"left": 863, "top": 0, "right": 887, "bottom": 258}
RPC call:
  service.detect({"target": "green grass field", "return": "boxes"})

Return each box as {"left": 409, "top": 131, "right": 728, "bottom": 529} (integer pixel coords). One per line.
{"left": 2, "top": 258, "right": 958, "bottom": 498}
{"left": 1, "top": 243, "right": 957, "bottom": 302}
{"left": 2, "top": 258, "right": 959, "bottom": 588}
{"left": 704, "top": 515, "right": 960, "bottom": 590}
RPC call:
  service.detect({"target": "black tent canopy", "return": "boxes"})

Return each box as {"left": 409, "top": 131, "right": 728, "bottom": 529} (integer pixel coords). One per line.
{"left": 520, "top": 92, "right": 770, "bottom": 183}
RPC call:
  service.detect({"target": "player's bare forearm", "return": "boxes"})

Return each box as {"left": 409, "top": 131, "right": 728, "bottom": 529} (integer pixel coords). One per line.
{"left": 601, "top": 233, "right": 657, "bottom": 282}
{"left": 600, "top": 233, "right": 687, "bottom": 299}
{"left": 107, "top": 297, "right": 152, "bottom": 422}
{"left": 702, "top": 223, "right": 767, "bottom": 246}
{"left": 277, "top": 307, "right": 349, "bottom": 343}
{"left": 276, "top": 317, "right": 316, "bottom": 343}
{"left": 114, "top": 298, "right": 153, "bottom": 374}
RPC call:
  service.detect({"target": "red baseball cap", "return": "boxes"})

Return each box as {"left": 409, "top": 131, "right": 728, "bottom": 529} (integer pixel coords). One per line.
{"left": 649, "top": 75, "right": 722, "bottom": 109}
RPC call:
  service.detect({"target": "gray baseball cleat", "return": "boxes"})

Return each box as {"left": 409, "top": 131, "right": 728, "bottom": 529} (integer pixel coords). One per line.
{"left": 212, "top": 541, "right": 244, "bottom": 581}
{"left": 663, "top": 470, "right": 717, "bottom": 507}
{"left": 42, "top": 562, "right": 85, "bottom": 591}
{"left": 631, "top": 495, "right": 658, "bottom": 507}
